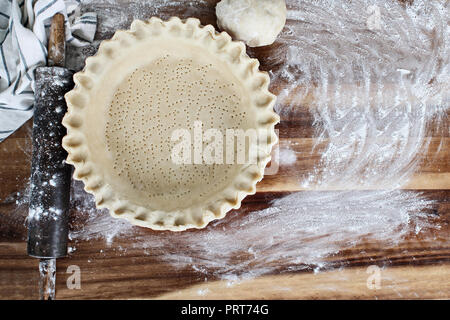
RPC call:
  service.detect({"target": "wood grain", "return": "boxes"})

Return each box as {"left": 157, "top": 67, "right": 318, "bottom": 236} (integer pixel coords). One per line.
{"left": 156, "top": 265, "right": 450, "bottom": 300}
{"left": 48, "top": 13, "right": 65, "bottom": 67}
{"left": 0, "top": 185, "right": 448, "bottom": 299}
{"left": 0, "top": 0, "right": 449, "bottom": 300}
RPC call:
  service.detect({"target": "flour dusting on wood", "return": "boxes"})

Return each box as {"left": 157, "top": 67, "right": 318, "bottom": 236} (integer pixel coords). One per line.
{"left": 4, "top": 0, "right": 448, "bottom": 280}
{"left": 62, "top": 0, "right": 450, "bottom": 279}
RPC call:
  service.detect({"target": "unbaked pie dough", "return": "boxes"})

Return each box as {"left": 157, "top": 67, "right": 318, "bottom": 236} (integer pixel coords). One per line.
{"left": 62, "top": 17, "right": 279, "bottom": 231}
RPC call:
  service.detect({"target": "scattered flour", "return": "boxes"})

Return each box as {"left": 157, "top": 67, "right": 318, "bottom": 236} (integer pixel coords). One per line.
{"left": 4, "top": 0, "right": 448, "bottom": 280}
{"left": 197, "top": 288, "right": 210, "bottom": 296}
{"left": 276, "top": 147, "right": 297, "bottom": 166}
{"left": 65, "top": 0, "right": 449, "bottom": 278}
{"left": 270, "top": 0, "right": 449, "bottom": 190}
{"left": 69, "top": 180, "right": 438, "bottom": 277}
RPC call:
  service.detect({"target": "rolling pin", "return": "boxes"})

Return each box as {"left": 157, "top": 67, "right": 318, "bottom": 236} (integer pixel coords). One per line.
{"left": 27, "top": 13, "right": 74, "bottom": 300}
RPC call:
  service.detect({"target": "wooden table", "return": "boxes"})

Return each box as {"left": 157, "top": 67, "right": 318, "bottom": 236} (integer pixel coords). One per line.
{"left": 0, "top": 0, "right": 449, "bottom": 299}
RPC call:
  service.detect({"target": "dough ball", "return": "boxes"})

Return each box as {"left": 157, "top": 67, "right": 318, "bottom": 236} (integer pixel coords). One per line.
{"left": 216, "top": 0, "right": 287, "bottom": 47}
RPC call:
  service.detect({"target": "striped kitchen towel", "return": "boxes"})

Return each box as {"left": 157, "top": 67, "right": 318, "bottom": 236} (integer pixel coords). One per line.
{"left": 0, "top": 0, "right": 97, "bottom": 142}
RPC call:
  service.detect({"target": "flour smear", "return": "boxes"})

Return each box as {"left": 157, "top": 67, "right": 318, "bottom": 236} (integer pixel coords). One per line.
{"left": 20, "top": 0, "right": 450, "bottom": 279}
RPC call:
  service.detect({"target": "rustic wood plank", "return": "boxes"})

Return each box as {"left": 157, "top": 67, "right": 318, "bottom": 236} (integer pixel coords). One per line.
{"left": 0, "top": 0, "right": 448, "bottom": 300}
{"left": 0, "top": 189, "right": 448, "bottom": 299}
{"left": 155, "top": 265, "right": 450, "bottom": 300}
{"left": 263, "top": 137, "right": 450, "bottom": 192}
{"left": 1, "top": 234, "right": 448, "bottom": 299}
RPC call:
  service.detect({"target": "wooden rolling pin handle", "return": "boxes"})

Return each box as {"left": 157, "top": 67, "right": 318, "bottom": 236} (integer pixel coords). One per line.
{"left": 48, "top": 13, "right": 65, "bottom": 67}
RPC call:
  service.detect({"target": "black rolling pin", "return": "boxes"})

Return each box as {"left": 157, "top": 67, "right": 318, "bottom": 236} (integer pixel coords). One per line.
{"left": 27, "top": 13, "right": 74, "bottom": 299}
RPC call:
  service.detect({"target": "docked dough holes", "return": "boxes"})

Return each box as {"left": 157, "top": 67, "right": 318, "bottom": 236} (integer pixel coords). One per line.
{"left": 216, "top": 0, "right": 287, "bottom": 47}
{"left": 63, "top": 18, "right": 279, "bottom": 231}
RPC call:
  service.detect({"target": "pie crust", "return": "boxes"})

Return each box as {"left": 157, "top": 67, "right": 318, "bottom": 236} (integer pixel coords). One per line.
{"left": 62, "top": 17, "right": 279, "bottom": 231}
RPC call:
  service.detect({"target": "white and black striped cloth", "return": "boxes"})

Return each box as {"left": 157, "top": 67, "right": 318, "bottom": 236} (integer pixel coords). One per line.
{"left": 0, "top": 0, "right": 97, "bottom": 142}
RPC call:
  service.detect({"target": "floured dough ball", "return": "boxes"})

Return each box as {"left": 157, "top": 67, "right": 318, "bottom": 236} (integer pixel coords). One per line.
{"left": 216, "top": 0, "right": 287, "bottom": 47}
